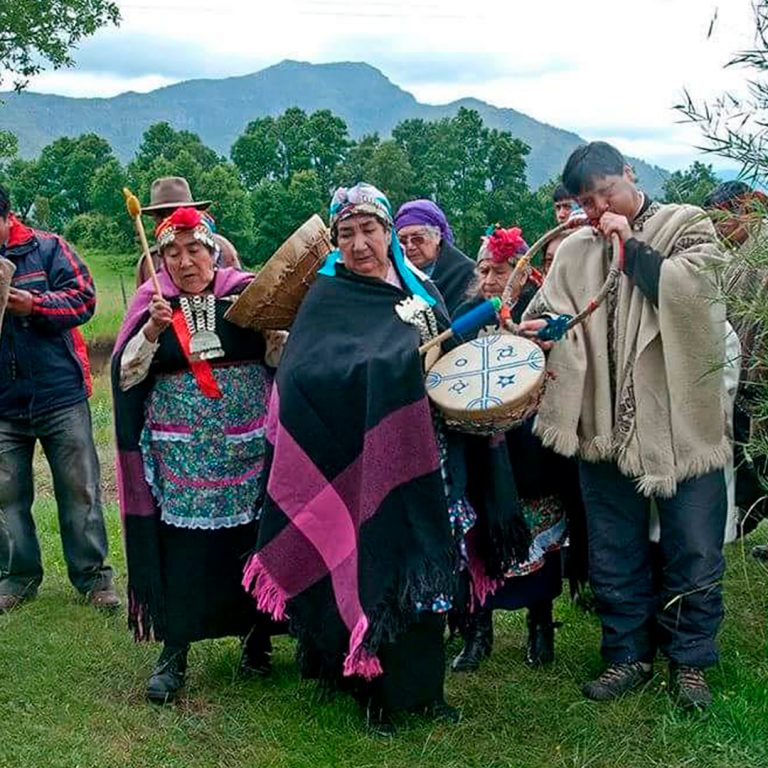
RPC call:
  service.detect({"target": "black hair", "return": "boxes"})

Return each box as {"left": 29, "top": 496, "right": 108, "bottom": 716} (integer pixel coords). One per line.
{"left": 552, "top": 183, "right": 573, "bottom": 203}
{"left": 562, "top": 141, "right": 626, "bottom": 196}
{"left": 703, "top": 181, "right": 752, "bottom": 209}
{"left": 0, "top": 184, "right": 9, "bottom": 219}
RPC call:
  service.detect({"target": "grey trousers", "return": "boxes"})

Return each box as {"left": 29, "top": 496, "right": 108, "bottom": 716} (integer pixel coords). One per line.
{"left": 0, "top": 400, "right": 113, "bottom": 597}
{"left": 580, "top": 461, "right": 726, "bottom": 668}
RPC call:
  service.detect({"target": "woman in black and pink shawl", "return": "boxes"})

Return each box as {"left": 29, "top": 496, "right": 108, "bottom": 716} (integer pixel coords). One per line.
{"left": 111, "top": 208, "right": 278, "bottom": 705}
{"left": 242, "top": 184, "right": 530, "bottom": 735}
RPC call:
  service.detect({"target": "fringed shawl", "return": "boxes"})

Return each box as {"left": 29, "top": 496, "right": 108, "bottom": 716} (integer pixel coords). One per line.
{"left": 242, "top": 266, "right": 459, "bottom": 681}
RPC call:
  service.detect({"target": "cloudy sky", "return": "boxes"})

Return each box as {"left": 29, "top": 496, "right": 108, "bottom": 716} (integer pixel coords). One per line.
{"left": 24, "top": 0, "right": 757, "bottom": 171}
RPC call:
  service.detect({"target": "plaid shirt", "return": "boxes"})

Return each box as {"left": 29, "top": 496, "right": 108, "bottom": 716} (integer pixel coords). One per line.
{"left": 0, "top": 215, "right": 94, "bottom": 418}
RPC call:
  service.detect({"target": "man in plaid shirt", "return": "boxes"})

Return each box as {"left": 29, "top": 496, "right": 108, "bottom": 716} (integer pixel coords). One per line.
{"left": 0, "top": 184, "right": 119, "bottom": 614}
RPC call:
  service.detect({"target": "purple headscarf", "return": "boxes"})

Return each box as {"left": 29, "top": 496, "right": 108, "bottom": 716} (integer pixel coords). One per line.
{"left": 394, "top": 200, "right": 455, "bottom": 245}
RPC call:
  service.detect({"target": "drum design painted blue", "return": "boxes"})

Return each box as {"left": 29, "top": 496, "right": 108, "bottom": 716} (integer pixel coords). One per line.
{"left": 426, "top": 334, "right": 545, "bottom": 412}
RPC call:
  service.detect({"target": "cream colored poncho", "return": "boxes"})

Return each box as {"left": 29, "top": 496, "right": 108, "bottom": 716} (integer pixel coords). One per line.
{"left": 522, "top": 201, "right": 731, "bottom": 498}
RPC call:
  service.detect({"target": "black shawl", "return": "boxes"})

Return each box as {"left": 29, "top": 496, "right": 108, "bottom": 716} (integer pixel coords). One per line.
{"left": 430, "top": 240, "right": 477, "bottom": 317}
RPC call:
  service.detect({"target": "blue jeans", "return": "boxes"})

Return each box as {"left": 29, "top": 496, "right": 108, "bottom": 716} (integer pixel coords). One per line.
{"left": 580, "top": 461, "right": 726, "bottom": 668}
{"left": 0, "top": 400, "right": 113, "bottom": 597}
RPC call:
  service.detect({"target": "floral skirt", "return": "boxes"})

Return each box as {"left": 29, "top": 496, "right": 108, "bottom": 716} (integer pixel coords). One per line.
{"left": 141, "top": 362, "right": 270, "bottom": 530}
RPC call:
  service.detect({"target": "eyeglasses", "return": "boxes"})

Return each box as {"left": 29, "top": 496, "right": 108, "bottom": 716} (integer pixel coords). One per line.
{"left": 399, "top": 234, "right": 429, "bottom": 247}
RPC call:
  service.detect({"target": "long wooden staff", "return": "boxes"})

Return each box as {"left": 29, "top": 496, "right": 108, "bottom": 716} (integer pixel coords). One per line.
{"left": 123, "top": 187, "right": 162, "bottom": 296}
{"left": 500, "top": 220, "right": 621, "bottom": 338}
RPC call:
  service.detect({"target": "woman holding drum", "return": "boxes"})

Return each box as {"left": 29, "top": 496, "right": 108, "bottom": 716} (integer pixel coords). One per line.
{"left": 242, "top": 182, "right": 529, "bottom": 736}
{"left": 434, "top": 225, "right": 571, "bottom": 674}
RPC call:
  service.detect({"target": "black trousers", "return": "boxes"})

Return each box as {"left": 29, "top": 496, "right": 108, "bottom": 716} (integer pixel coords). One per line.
{"left": 734, "top": 405, "right": 768, "bottom": 531}
{"left": 579, "top": 461, "right": 726, "bottom": 668}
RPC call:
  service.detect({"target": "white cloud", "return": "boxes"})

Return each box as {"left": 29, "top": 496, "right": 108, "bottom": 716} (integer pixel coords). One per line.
{"left": 28, "top": 70, "right": 178, "bottom": 97}
{"left": 20, "top": 0, "right": 760, "bottom": 170}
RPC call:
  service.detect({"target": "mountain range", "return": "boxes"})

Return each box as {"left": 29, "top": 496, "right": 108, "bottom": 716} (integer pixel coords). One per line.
{"left": 0, "top": 60, "right": 668, "bottom": 195}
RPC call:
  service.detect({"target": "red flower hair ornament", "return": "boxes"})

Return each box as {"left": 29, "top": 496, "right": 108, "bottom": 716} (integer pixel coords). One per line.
{"left": 155, "top": 206, "right": 215, "bottom": 250}
{"left": 479, "top": 225, "right": 528, "bottom": 264}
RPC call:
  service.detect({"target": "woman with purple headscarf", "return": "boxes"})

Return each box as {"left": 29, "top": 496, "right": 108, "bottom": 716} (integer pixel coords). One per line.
{"left": 395, "top": 200, "right": 475, "bottom": 316}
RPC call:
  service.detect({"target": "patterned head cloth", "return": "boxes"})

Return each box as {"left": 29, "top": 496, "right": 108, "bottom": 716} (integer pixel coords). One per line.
{"left": 321, "top": 182, "right": 435, "bottom": 307}
{"left": 394, "top": 199, "right": 454, "bottom": 245}
{"left": 328, "top": 183, "right": 393, "bottom": 243}
{"left": 155, "top": 207, "right": 216, "bottom": 251}
{"left": 477, "top": 225, "right": 529, "bottom": 264}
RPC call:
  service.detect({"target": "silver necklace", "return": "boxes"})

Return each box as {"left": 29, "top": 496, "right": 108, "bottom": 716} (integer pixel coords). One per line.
{"left": 180, "top": 295, "right": 224, "bottom": 360}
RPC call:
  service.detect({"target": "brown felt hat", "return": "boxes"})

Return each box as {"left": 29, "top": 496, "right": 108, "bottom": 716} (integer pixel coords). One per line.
{"left": 141, "top": 176, "right": 212, "bottom": 214}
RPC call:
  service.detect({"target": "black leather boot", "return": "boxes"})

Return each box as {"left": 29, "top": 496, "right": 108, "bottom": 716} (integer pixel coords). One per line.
{"left": 146, "top": 644, "right": 188, "bottom": 704}
{"left": 451, "top": 609, "right": 493, "bottom": 672}
{"left": 240, "top": 627, "right": 273, "bottom": 678}
{"left": 525, "top": 601, "right": 557, "bottom": 667}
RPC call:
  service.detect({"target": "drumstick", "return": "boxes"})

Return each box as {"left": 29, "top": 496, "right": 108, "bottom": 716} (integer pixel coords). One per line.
{"left": 419, "top": 297, "right": 501, "bottom": 355}
{"left": 123, "top": 187, "right": 162, "bottom": 296}
{"left": 564, "top": 233, "right": 622, "bottom": 330}
{"left": 501, "top": 221, "right": 574, "bottom": 306}
{"left": 531, "top": 233, "right": 622, "bottom": 342}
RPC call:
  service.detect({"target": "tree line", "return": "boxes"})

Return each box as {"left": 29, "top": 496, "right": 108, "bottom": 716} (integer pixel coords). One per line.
{"left": 0, "top": 107, "right": 719, "bottom": 266}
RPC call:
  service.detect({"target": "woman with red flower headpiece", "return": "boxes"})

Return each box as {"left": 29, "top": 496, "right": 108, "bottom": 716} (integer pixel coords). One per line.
{"left": 446, "top": 225, "right": 578, "bottom": 675}
{"left": 111, "top": 207, "right": 283, "bottom": 704}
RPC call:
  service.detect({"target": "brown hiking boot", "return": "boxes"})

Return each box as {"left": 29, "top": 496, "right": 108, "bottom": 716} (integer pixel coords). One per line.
{"left": 670, "top": 665, "right": 712, "bottom": 711}
{"left": 88, "top": 586, "right": 122, "bottom": 613}
{"left": 583, "top": 661, "right": 653, "bottom": 701}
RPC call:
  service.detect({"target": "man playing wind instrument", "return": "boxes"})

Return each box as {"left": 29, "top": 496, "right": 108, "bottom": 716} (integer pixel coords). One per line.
{"left": 520, "top": 142, "right": 731, "bottom": 711}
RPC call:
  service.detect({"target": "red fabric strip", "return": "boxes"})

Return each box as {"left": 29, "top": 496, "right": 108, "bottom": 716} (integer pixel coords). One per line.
{"left": 171, "top": 308, "right": 222, "bottom": 399}
{"left": 70, "top": 328, "right": 93, "bottom": 397}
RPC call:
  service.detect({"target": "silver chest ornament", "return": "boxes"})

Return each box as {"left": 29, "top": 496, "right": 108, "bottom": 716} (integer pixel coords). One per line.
{"left": 180, "top": 295, "right": 225, "bottom": 361}
{"left": 395, "top": 294, "right": 438, "bottom": 344}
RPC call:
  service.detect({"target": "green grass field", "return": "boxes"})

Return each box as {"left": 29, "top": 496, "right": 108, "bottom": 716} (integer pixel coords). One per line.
{"left": 2, "top": 376, "right": 768, "bottom": 768}
{"left": 78, "top": 249, "right": 137, "bottom": 344}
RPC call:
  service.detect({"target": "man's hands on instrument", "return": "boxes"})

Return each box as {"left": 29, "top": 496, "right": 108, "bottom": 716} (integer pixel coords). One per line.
{"left": 6, "top": 288, "right": 34, "bottom": 316}
{"left": 143, "top": 294, "right": 173, "bottom": 342}
{"left": 517, "top": 318, "right": 554, "bottom": 350}
{"left": 596, "top": 212, "right": 632, "bottom": 242}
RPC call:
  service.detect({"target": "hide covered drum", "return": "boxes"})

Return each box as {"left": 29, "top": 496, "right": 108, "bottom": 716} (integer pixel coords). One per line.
{"left": 426, "top": 333, "right": 546, "bottom": 435}
{"left": 225, "top": 214, "right": 331, "bottom": 331}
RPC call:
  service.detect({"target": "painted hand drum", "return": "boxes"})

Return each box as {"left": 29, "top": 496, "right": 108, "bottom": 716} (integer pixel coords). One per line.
{"left": 426, "top": 333, "right": 546, "bottom": 435}
{"left": 225, "top": 214, "right": 332, "bottom": 331}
